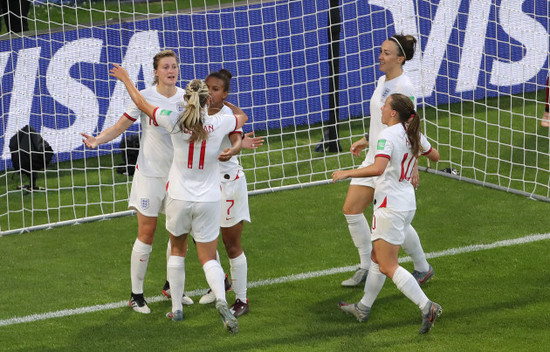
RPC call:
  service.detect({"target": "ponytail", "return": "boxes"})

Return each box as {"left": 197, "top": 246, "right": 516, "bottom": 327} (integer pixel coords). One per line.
{"left": 406, "top": 110, "right": 421, "bottom": 157}
{"left": 388, "top": 93, "right": 422, "bottom": 156}
{"left": 177, "top": 79, "right": 209, "bottom": 142}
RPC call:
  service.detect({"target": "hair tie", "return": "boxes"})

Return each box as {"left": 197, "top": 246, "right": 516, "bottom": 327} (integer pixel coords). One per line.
{"left": 390, "top": 37, "right": 407, "bottom": 61}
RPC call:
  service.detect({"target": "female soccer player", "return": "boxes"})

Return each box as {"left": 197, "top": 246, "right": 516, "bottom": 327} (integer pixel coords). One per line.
{"left": 196, "top": 69, "right": 263, "bottom": 317}
{"left": 333, "top": 93, "right": 442, "bottom": 334}
{"left": 340, "top": 34, "right": 434, "bottom": 287}
{"left": 109, "top": 63, "right": 247, "bottom": 334}
{"left": 81, "top": 50, "right": 193, "bottom": 313}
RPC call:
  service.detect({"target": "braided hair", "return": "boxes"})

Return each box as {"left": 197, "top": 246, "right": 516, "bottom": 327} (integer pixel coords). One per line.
{"left": 177, "top": 79, "right": 209, "bottom": 142}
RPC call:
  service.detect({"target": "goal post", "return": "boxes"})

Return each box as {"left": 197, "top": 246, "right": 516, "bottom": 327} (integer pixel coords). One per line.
{"left": 1, "top": 0, "right": 549, "bottom": 235}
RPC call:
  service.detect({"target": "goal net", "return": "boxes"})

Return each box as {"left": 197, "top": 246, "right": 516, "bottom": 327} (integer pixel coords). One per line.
{"left": 1, "top": 0, "right": 548, "bottom": 235}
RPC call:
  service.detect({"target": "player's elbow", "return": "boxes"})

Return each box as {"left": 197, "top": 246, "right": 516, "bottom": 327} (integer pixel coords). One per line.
{"left": 428, "top": 150, "right": 440, "bottom": 163}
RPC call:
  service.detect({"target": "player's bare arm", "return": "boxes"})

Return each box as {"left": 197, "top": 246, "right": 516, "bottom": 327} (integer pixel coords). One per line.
{"left": 109, "top": 63, "right": 157, "bottom": 119}
{"left": 81, "top": 115, "right": 133, "bottom": 149}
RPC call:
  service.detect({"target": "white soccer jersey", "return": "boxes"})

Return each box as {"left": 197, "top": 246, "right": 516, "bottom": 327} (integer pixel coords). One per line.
{"left": 123, "top": 86, "right": 186, "bottom": 177}
{"left": 216, "top": 105, "right": 244, "bottom": 179}
{"left": 366, "top": 74, "right": 416, "bottom": 164}
{"left": 373, "top": 123, "right": 432, "bottom": 211}
{"left": 153, "top": 107, "right": 238, "bottom": 202}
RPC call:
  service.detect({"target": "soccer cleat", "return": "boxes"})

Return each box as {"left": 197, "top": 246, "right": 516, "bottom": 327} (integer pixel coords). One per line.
{"left": 338, "top": 301, "right": 370, "bottom": 322}
{"left": 129, "top": 293, "right": 151, "bottom": 314}
{"left": 161, "top": 281, "right": 194, "bottom": 305}
{"left": 419, "top": 301, "right": 442, "bottom": 334}
{"left": 199, "top": 274, "right": 232, "bottom": 305}
{"left": 412, "top": 265, "right": 434, "bottom": 286}
{"left": 230, "top": 299, "right": 250, "bottom": 317}
{"left": 341, "top": 268, "right": 368, "bottom": 287}
{"left": 216, "top": 299, "right": 239, "bottom": 334}
{"left": 166, "top": 310, "right": 184, "bottom": 321}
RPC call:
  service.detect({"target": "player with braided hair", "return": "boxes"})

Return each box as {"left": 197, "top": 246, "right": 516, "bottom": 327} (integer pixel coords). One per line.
{"left": 109, "top": 63, "right": 247, "bottom": 334}
{"left": 333, "top": 93, "right": 442, "bottom": 334}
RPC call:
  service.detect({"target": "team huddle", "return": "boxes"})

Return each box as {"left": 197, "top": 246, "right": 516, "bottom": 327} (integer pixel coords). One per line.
{"left": 82, "top": 33, "right": 443, "bottom": 335}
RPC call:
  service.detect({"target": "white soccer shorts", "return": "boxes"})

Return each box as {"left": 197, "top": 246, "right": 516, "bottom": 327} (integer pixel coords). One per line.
{"left": 128, "top": 168, "right": 167, "bottom": 217}
{"left": 164, "top": 195, "right": 221, "bottom": 243}
{"left": 371, "top": 208, "right": 415, "bottom": 246}
{"left": 220, "top": 171, "right": 251, "bottom": 228}
{"left": 350, "top": 159, "right": 378, "bottom": 187}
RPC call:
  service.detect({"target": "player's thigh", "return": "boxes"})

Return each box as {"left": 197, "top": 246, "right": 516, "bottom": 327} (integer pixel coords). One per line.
{"left": 220, "top": 174, "right": 251, "bottom": 228}
{"left": 191, "top": 201, "right": 222, "bottom": 243}
{"left": 343, "top": 184, "right": 374, "bottom": 214}
{"left": 164, "top": 196, "right": 192, "bottom": 236}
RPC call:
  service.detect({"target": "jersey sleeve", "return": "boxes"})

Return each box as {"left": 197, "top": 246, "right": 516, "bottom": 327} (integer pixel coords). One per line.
{"left": 153, "top": 108, "right": 178, "bottom": 131}
{"left": 374, "top": 129, "right": 393, "bottom": 159}
{"left": 420, "top": 133, "right": 433, "bottom": 155}
{"left": 123, "top": 100, "right": 141, "bottom": 122}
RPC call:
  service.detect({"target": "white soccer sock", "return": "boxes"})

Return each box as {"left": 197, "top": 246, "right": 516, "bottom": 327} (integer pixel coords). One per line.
{"left": 401, "top": 225, "right": 430, "bottom": 272}
{"left": 230, "top": 252, "right": 248, "bottom": 301}
{"left": 165, "top": 240, "right": 171, "bottom": 281}
{"left": 344, "top": 213, "right": 372, "bottom": 270}
{"left": 203, "top": 259, "right": 226, "bottom": 302}
{"left": 360, "top": 261, "right": 386, "bottom": 308}
{"left": 392, "top": 266, "right": 429, "bottom": 310}
{"left": 130, "top": 239, "right": 152, "bottom": 294}
{"left": 167, "top": 255, "right": 186, "bottom": 313}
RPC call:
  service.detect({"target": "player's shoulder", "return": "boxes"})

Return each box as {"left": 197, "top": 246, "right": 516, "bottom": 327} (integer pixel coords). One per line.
{"left": 140, "top": 85, "right": 156, "bottom": 96}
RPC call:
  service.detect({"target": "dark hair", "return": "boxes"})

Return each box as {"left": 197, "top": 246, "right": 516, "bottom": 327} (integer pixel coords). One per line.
{"left": 177, "top": 79, "right": 209, "bottom": 142}
{"left": 388, "top": 93, "right": 421, "bottom": 156}
{"left": 206, "top": 69, "right": 233, "bottom": 92}
{"left": 390, "top": 34, "right": 416, "bottom": 65}
{"left": 152, "top": 50, "right": 179, "bottom": 85}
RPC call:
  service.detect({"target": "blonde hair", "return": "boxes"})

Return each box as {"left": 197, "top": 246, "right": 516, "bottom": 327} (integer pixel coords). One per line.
{"left": 153, "top": 50, "right": 179, "bottom": 85}
{"left": 177, "top": 79, "right": 209, "bottom": 142}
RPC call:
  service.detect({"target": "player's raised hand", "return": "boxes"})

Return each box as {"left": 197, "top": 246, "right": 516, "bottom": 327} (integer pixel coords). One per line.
{"left": 242, "top": 132, "right": 264, "bottom": 149}
{"left": 109, "top": 63, "right": 129, "bottom": 82}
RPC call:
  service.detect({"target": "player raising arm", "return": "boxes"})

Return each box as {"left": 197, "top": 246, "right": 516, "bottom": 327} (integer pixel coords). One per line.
{"left": 333, "top": 93, "right": 442, "bottom": 334}
{"left": 82, "top": 50, "right": 194, "bottom": 313}
{"left": 110, "top": 63, "right": 247, "bottom": 334}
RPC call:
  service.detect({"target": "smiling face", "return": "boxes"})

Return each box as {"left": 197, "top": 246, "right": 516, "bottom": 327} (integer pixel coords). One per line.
{"left": 154, "top": 56, "right": 179, "bottom": 87}
{"left": 205, "top": 76, "right": 229, "bottom": 109}
{"left": 378, "top": 39, "right": 405, "bottom": 75}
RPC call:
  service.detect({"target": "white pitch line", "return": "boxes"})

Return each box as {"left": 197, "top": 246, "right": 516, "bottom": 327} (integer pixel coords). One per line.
{"left": 1, "top": 232, "right": 549, "bottom": 327}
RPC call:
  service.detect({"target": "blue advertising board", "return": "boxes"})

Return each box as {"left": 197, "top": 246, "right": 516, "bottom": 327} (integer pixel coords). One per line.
{"left": 1, "top": 0, "right": 548, "bottom": 170}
